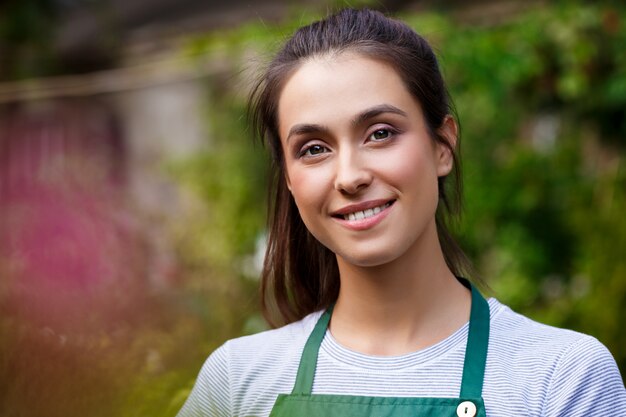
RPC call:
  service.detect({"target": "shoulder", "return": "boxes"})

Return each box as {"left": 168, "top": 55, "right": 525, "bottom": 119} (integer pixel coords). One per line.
{"left": 177, "top": 311, "right": 323, "bottom": 417}
{"left": 484, "top": 299, "right": 626, "bottom": 416}
{"left": 212, "top": 311, "right": 322, "bottom": 383}
{"left": 224, "top": 310, "right": 322, "bottom": 364}
{"left": 487, "top": 298, "right": 617, "bottom": 367}
{"left": 488, "top": 298, "right": 594, "bottom": 355}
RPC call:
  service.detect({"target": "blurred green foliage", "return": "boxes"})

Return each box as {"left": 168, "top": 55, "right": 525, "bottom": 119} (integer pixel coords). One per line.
{"left": 426, "top": 5, "right": 626, "bottom": 370}
{"left": 1, "top": 2, "right": 625, "bottom": 417}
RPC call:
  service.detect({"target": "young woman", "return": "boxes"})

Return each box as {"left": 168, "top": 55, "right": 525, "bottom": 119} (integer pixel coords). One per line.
{"left": 178, "top": 8, "right": 626, "bottom": 417}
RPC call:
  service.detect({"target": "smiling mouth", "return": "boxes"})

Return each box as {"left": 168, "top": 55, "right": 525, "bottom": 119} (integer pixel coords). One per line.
{"left": 340, "top": 201, "right": 394, "bottom": 221}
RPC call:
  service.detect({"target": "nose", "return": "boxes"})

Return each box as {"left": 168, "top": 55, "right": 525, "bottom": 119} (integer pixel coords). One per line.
{"left": 333, "top": 148, "right": 372, "bottom": 195}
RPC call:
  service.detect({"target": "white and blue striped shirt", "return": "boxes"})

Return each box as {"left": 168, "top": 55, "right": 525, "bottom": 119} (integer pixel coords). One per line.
{"left": 178, "top": 298, "right": 626, "bottom": 416}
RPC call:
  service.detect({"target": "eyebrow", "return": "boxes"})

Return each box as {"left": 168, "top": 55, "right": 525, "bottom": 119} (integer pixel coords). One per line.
{"left": 351, "top": 104, "right": 408, "bottom": 127}
{"left": 285, "top": 103, "right": 408, "bottom": 142}
{"left": 286, "top": 124, "right": 331, "bottom": 143}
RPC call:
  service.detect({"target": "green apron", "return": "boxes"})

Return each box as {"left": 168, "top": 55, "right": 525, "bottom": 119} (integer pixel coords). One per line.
{"left": 269, "top": 284, "right": 490, "bottom": 417}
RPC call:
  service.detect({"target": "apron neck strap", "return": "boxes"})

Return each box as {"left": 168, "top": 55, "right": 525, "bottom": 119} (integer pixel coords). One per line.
{"left": 291, "top": 282, "right": 490, "bottom": 398}
{"left": 459, "top": 284, "right": 490, "bottom": 398}
{"left": 292, "top": 305, "right": 333, "bottom": 395}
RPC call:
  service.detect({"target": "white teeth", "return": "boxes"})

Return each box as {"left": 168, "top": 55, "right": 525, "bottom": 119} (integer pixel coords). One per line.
{"left": 342, "top": 202, "right": 391, "bottom": 221}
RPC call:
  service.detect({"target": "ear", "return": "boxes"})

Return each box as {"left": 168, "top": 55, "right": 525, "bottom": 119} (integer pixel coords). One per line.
{"left": 436, "top": 115, "right": 458, "bottom": 177}
{"left": 284, "top": 171, "right": 292, "bottom": 192}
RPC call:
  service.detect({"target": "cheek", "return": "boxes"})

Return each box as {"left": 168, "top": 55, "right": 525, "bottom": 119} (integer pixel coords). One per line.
{"left": 383, "top": 143, "right": 439, "bottom": 190}
{"left": 287, "top": 167, "right": 331, "bottom": 217}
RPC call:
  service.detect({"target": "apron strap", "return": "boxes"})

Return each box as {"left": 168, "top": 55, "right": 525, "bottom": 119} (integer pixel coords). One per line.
{"left": 292, "top": 282, "right": 490, "bottom": 398}
{"left": 291, "top": 305, "right": 333, "bottom": 395}
{"left": 459, "top": 285, "right": 490, "bottom": 398}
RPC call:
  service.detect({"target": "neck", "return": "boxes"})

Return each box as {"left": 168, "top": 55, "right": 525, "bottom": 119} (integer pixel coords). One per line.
{"left": 330, "top": 221, "right": 471, "bottom": 356}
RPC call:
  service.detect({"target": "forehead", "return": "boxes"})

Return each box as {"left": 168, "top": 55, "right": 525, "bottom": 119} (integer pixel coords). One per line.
{"left": 277, "top": 52, "right": 421, "bottom": 139}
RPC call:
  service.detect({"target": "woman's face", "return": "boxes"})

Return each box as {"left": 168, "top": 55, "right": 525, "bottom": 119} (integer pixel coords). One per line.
{"left": 277, "top": 53, "right": 455, "bottom": 268}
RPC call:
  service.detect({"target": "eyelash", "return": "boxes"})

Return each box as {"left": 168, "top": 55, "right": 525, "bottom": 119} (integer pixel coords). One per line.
{"left": 298, "top": 143, "right": 329, "bottom": 158}
{"left": 367, "top": 127, "right": 397, "bottom": 142}
{"left": 296, "top": 126, "right": 399, "bottom": 159}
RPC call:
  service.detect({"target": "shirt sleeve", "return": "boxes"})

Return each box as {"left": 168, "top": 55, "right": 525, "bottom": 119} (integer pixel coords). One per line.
{"left": 543, "top": 335, "right": 626, "bottom": 417}
{"left": 176, "top": 342, "right": 231, "bottom": 417}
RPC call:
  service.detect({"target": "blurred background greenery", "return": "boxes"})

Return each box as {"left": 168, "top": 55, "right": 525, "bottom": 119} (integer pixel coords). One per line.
{"left": 0, "top": 0, "right": 624, "bottom": 416}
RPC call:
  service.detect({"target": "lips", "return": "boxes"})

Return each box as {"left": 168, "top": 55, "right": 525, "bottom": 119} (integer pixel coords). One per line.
{"left": 330, "top": 199, "right": 395, "bottom": 231}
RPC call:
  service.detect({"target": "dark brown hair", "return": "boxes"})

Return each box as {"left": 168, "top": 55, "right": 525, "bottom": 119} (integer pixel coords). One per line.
{"left": 249, "top": 8, "right": 475, "bottom": 327}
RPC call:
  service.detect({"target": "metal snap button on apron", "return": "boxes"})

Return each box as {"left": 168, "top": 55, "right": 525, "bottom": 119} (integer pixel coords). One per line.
{"left": 457, "top": 400, "right": 477, "bottom": 417}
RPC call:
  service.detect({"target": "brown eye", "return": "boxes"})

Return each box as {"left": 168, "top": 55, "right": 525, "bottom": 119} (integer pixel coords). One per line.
{"left": 302, "top": 144, "right": 328, "bottom": 157}
{"left": 370, "top": 129, "right": 390, "bottom": 141}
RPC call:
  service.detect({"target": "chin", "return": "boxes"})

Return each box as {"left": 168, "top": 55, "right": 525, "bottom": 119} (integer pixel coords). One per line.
{"left": 336, "top": 248, "right": 401, "bottom": 268}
